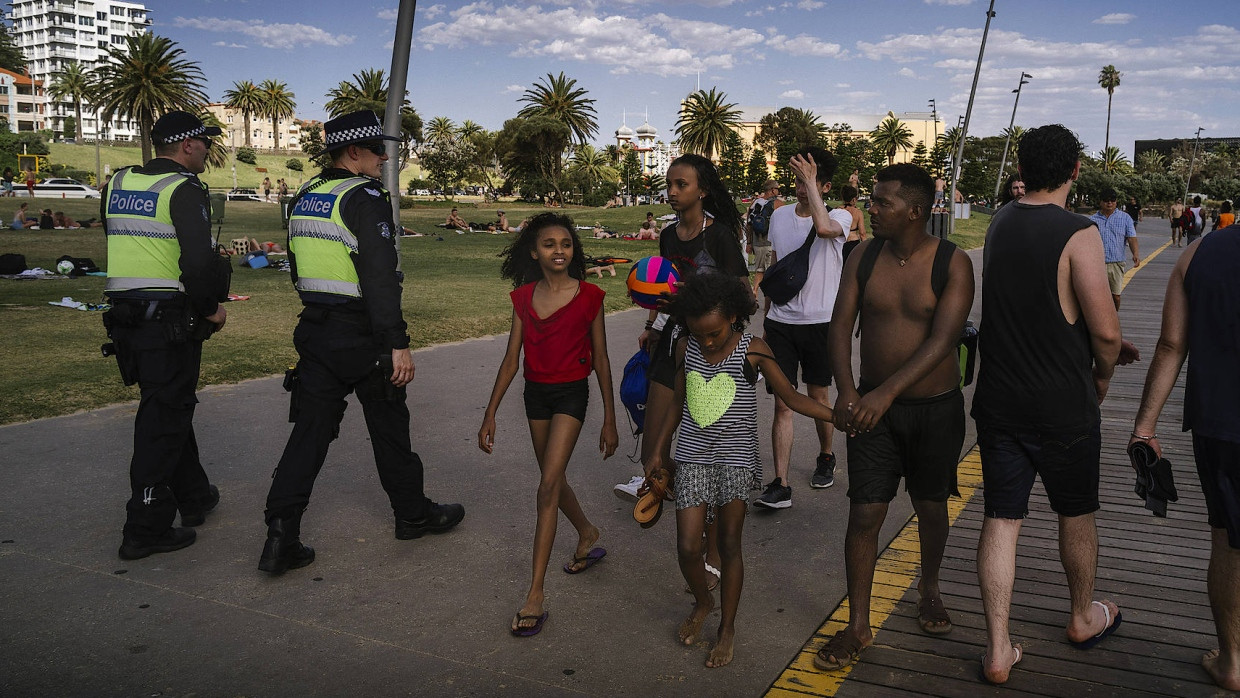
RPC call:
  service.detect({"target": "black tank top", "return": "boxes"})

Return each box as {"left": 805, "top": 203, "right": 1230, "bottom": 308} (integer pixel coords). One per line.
{"left": 972, "top": 202, "right": 1099, "bottom": 431}
{"left": 1184, "top": 225, "right": 1240, "bottom": 442}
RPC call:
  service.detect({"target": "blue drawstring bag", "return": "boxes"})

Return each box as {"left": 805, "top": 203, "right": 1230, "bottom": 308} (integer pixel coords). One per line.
{"left": 620, "top": 347, "right": 650, "bottom": 435}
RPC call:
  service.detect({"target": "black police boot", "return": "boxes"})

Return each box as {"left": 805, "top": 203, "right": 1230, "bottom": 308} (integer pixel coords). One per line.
{"left": 395, "top": 502, "right": 465, "bottom": 540}
{"left": 258, "top": 516, "right": 315, "bottom": 574}
{"left": 118, "top": 527, "right": 196, "bottom": 560}
{"left": 180, "top": 485, "right": 220, "bottom": 527}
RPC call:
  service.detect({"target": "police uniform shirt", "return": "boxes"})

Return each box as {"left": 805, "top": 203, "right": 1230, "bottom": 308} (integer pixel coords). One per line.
{"left": 289, "top": 167, "right": 410, "bottom": 351}
{"left": 101, "top": 158, "right": 220, "bottom": 320}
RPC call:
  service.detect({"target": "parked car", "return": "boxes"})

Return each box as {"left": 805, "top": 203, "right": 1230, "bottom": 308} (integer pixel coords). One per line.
{"left": 227, "top": 188, "right": 263, "bottom": 202}
{"left": 16, "top": 177, "right": 99, "bottom": 199}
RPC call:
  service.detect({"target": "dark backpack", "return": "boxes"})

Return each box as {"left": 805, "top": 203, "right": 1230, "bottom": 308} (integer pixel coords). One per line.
{"left": 747, "top": 199, "right": 776, "bottom": 238}
{"left": 619, "top": 348, "right": 650, "bottom": 435}
{"left": 1180, "top": 209, "right": 1199, "bottom": 235}
{"left": 855, "top": 238, "right": 978, "bottom": 387}
{"left": 0, "top": 252, "right": 26, "bottom": 274}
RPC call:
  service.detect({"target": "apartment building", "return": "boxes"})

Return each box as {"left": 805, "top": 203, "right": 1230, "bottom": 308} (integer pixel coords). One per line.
{"left": 7, "top": 0, "right": 151, "bottom": 140}
{"left": 0, "top": 66, "right": 44, "bottom": 131}
{"left": 205, "top": 102, "right": 302, "bottom": 152}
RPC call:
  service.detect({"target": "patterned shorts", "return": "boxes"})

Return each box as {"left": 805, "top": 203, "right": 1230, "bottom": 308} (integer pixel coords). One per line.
{"left": 675, "top": 462, "right": 755, "bottom": 511}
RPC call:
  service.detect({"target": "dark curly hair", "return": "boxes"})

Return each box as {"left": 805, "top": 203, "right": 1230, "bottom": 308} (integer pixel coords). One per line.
{"left": 669, "top": 153, "right": 742, "bottom": 242}
{"left": 1018, "top": 124, "right": 1083, "bottom": 193}
{"left": 498, "top": 211, "right": 586, "bottom": 287}
{"left": 876, "top": 163, "right": 935, "bottom": 221}
{"left": 665, "top": 272, "right": 758, "bottom": 330}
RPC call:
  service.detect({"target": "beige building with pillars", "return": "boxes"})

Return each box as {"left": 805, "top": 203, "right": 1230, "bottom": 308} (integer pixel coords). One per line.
{"left": 0, "top": 67, "right": 45, "bottom": 132}
{"left": 205, "top": 103, "right": 302, "bottom": 152}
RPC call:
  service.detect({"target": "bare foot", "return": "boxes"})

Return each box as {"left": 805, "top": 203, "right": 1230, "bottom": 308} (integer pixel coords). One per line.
{"left": 563, "top": 526, "right": 601, "bottom": 573}
{"left": 512, "top": 593, "right": 545, "bottom": 633}
{"left": 1066, "top": 599, "right": 1119, "bottom": 645}
{"left": 1203, "top": 649, "right": 1240, "bottom": 691}
{"left": 706, "top": 627, "right": 735, "bottom": 668}
{"left": 678, "top": 599, "right": 714, "bottom": 646}
{"left": 980, "top": 644, "right": 1022, "bottom": 685}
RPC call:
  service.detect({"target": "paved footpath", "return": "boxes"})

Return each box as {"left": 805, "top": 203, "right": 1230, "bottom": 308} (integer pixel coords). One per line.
{"left": 2, "top": 226, "right": 1201, "bottom": 697}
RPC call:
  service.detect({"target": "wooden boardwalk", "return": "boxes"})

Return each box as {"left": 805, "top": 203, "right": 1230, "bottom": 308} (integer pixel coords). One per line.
{"left": 766, "top": 233, "right": 1229, "bottom": 697}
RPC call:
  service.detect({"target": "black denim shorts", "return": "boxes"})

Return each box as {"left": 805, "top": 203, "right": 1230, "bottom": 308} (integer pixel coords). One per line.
{"left": 978, "top": 421, "right": 1101, "bottom": 519}
{"left": 523, "top": 378, "right": 589, "bottom": 422}
{"left": 1193, "top": 433, "right": 1240, "bottom": 549}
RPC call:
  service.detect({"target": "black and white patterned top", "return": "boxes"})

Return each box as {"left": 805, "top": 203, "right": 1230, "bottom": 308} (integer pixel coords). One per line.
{"left": 674, "top": 333, "right": 761, "bottom": 476}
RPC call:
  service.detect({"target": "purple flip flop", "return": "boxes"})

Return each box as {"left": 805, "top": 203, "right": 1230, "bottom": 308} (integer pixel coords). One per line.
{"left": 563, "top": 547, "right": 606, "bottom": 574}
{"left": 511, "top": 611, "right": 548, "bottom": 637}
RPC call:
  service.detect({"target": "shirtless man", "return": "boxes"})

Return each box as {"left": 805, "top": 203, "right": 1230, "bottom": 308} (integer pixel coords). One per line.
{"left": 934, "top": 176, "right": 946, "bottom": 206}
{"left": 636, "top": 211, "right": 659, "bottom": 239}
{"left": 1169, "top": 199, "right": 1185, "bottom": 247}
{"left": 839, "top": 184, "right": 867, "bottom": 262}
{"left": 817, "top": 163, "right": 974, "bottom": 672}
{"left": 446, "top": 207, "right": 469, "bottom": 232}
{"left": 848, "top": 168, "right": 860, "bottom": 191}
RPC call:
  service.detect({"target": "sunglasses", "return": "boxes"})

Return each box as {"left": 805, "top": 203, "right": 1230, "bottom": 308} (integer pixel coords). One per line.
{"left": 358, "top": 142, "right": 388, "bottom": 157}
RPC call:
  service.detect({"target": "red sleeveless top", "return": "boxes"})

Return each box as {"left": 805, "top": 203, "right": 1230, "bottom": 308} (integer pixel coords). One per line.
{"left": 510, "top": 280, "right": 605, "bottom": 383}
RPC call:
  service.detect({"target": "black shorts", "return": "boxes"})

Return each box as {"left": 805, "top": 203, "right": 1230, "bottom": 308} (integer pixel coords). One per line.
{"left": 763, "top": 318, "right": 832, "bottom": 390}
{"left": 648, "top": 320, "right": 683, "bottom": 390}
{"left": 847, "top": 388, "right": 965, "bottom": 503}
{"left": 842, "top": 239, "right": 861, "bottom": 263}
{"left": 1193, "top": 433, "right": 1240, "bottom": 549}
{"left": 523, "top": 378, "right": 588, "bottom": 421}
{"left": 977, "top": 422, "right": 1101, "bottom": 519}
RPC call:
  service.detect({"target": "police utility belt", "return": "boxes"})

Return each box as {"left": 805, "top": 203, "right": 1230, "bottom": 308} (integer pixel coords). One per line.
{"left": 102, "top": 298, "right": 217, "bottom": 344}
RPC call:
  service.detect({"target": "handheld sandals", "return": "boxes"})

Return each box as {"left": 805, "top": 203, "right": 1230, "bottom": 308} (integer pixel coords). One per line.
{"left": 633, "top": 467, "right": 674, "bottom": 529}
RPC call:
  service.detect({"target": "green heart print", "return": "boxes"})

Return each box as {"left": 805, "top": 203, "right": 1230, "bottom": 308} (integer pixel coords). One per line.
{"left": 685, "top": 370, "right": 737, "bottom": 428}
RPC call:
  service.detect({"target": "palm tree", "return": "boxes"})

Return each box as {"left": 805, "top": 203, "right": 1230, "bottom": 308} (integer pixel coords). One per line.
{"left": 1101, "top": 145, "right": 1130, "bottom": 173}
{"left": 258, "top": 79, "right": 296, "bottom": 150}
{"left": 568, "top": 144, "right": 618, "bottom": 193}
{"left": 458, "top": 120, "right": 483, "bottom": 138}
{"left": 602, "top": 144, "right": 622, "bottom": 167}
{"left": 324, "top": 68, "right": 388, "bottom": 117}
{"left": 937, "top": 126, "right": 964, "bottom": 159}
{"left": 675, "top": 87, "right": 742, "bottom": 161}
{"left": 91, "top": 33, "right": 207, "bottom": 163}
{"left": 1098, "top": 65, "right": 1122, "bottom": 170}
{"left": 47, "top": 61, "right": 91, "bottom": 141}
{"left": 1136, "top": 150, "right": 1166, "bottom": 174}
{"left": 517, "top": 72, "right": 598, "bottom": 145}
{"left": 222, "top": 79, "right": 263, "bottom": 148}
{"left": 871, "top": 116, "right": 914, "bottom": 166}
{"left": 199, "top": 110, "right": 230, "bottom": 170}
{"left": 426, "top": 116, "right": 457, "bottom": 147}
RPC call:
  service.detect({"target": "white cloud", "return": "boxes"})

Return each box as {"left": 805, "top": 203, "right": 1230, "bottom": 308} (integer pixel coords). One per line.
{"left": 780, "top": 89, "right": 805, "bottom": 99}
{"left": 924, "top": 0, "right": 973, "bottom": 4}
{"left": 502, "top": 84, "right": 525, "bottom": 93}
{"left": 797, "top": 0, "right": 825, "bottom": 8}
{"left": 423, "top": 4, "right": 446, "bottom": 19}
{"left": 377, "top": 9, "right": 398, "bottom": 21}
{"left": 769, "top": 33, "right": 844, "bottom": 58}
{"left": 835, "top": 83, "right": 850, "bottom": 88}
{"left": 897, "top": 67, "right": 917, "bottom": 78}
{"left": 1093, "top": 13, "right": 1134, "bottom": 25}
{"left": 173, "top": 17, "right": 353, "bottom": 50}
{"left": 212, "top": 41, "right": 247, "bottom": 49}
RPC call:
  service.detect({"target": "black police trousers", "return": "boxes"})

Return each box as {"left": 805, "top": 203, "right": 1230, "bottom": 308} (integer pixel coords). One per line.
{"left": 264, "top": 312, "right": 431, "bottom": 524}
{"left": 111, "top": 319, "right": 213, "bottom": 539}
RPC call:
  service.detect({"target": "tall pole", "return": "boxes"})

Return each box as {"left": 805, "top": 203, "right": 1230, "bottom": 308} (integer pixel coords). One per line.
{"left": 993, "top": 72, "right": 1032, "bottom": 202}
{"left": 928, "top": 98, "right": 939, "bottom": 172}
{"left": 1183, "top": 127, "right": 1204, "bottom": 205}
{"left": 948, "top": 0, "right": 996, "bottom": 237}
{"left": 384, "top": 0, "right": 417, "bottom": 264}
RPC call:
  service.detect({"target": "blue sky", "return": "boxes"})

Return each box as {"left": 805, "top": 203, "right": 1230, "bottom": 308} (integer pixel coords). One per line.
{"left": 164, "top": 0, "right": 1237, "bottom": 160}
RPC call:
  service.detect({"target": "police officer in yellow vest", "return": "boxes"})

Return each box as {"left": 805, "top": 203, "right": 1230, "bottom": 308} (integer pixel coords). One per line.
{"left": 259, "top": 110, "right": 464, "bottom": 574}
{"left": 102, "top": 111, "right": 227, "bottom": 560}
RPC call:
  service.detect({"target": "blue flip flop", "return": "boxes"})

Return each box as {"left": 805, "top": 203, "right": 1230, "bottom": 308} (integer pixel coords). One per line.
{"left": 564, "top": 547, "right": 606, "bottom": 574}
{"left": 511, "top": 611, "right": 548, "bottom": 637}
{"left": 1070, "top": 601, "right": 1122, "bottom": 650}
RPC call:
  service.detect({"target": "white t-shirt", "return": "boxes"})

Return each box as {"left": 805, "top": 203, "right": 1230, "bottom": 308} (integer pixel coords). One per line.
{"left": 765, "top": 203, "right": 852, "bottom": 324}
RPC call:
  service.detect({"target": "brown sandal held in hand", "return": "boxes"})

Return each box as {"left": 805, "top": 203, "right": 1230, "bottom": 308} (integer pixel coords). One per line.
{"left": 633, "top": 467, "right": 674, "bottom": 528}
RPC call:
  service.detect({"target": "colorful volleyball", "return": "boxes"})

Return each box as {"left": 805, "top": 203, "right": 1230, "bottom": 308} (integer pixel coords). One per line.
{"left": 626, "top": 256, "right": 680, "bottom": 310}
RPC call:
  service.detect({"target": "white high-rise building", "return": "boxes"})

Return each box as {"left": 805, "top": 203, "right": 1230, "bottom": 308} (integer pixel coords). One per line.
{"left": 7, "top": 0, "right": 151, "bottom": 140}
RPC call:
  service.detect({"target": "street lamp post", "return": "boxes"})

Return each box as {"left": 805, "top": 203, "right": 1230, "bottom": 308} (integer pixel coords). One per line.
{"left": 993, "top": 72, "right": 1032, "bottom": 203}
{"left": 948, "top": 0, "right": 996, "bottom": 236}
{"left": 1184, "top": 127, "right": 1204, "bottom": 205}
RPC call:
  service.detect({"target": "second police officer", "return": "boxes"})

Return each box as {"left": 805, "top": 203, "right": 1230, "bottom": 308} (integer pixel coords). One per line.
{"left": 259, "top": 110, "right": 464, "bottom": 574}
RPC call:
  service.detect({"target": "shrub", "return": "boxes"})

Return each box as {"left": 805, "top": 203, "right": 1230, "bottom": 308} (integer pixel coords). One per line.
{"left": 285, "top": 158, "right": 303, "bottom": 172}
{"left": 236, "top": 147, "right": 257, "bottom": 165}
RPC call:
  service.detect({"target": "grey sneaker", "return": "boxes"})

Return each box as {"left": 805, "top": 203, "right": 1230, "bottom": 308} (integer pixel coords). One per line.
{"left": 811, "top": 453, "right": 836, "bottom": 489}
{"left": 754, "top": 478, "right": 792, "bottom": 509}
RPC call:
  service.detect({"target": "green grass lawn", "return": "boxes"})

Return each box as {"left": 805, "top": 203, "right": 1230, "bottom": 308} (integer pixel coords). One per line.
{"left": 0, "top": 190, "right": 989, "bottom": 424}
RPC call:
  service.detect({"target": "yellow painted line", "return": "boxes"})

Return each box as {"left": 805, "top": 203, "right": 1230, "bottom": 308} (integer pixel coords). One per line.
{"left": 764, "top": 448, "right": 983, "bottom": 696}
{"left": 1121, "top": 238, "right": 1173, "bottom": 289}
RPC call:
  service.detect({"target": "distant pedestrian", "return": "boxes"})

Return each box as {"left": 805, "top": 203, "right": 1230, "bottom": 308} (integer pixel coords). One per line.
{"left": 973, "top": 124, "right": 1124, "bottom": 685}
{"left": 479, "top": 211, "right": 619, "bottom": 637}
{"left": 1188, "top": 196, "right": 1206, "bottom": 245}
{"left": 997, "top": 175, "right": 1024, "bottom": 209}
{"left": 23, "top": 168, "right": 35, "bottom": 197}
{"left": 745, "top": 179, "right": 782, "bottom": 295}
{"left": 262, "top": 176, "right": 271, "bottom": 202}
{"left": 1129, "top": 221, "right": 1240, "bottom": 692}
{"left": 838, "top": 184, "right": 866, "bottom": 262}
{"left": 1124, "top": 195, "right": 1142, "bottom": 227}
{"left": 2, "top": 167, "right": 13, "bottom": 196}
{"left": 1217, "top": 200, "right": 1234, "bottom": 230}
{"left": 1169, "top": 199, "right": 1185, "bottom": 247}
{"left": 1090, "top": 187, "right": 1139, "bottom": 310}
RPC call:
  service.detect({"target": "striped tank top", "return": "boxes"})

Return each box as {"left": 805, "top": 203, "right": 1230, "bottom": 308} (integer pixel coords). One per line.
{"left": 674, "top": 332, "right": 761, "bottom": 474}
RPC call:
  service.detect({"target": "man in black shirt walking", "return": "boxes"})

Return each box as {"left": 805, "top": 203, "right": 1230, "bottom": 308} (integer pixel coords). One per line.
{"left": 972, "top": 125, "right": 1123, "bottom": 684}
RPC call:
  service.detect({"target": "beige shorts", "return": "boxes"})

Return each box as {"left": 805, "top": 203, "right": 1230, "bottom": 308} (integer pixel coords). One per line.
{"left": 753, "top": 243, "right": 773, "bottom": 272}
{"left": 1106, "top": 261, "right": 1126, "bottom": 295}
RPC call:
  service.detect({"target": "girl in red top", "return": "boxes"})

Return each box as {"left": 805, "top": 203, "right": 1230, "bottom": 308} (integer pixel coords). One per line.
{"left": 478, "top": 212, "right": 620, "bottom": 637}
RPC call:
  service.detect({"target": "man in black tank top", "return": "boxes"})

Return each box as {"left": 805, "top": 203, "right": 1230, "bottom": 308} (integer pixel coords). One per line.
{"left": 1130, "top": 224, "right": 1240, "bottom": 692}
{"left": 973, "top": 125, "right": 1124, "bottom": 684}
